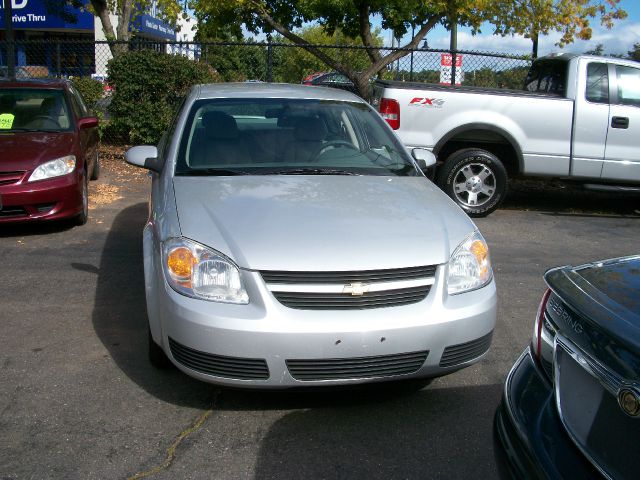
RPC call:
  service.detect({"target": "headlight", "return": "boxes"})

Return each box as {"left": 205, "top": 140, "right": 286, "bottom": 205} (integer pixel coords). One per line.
{"left": 162, "top": 238, "right": 249, "bottom": 304}
{"left": 447, "top": 231, "right": 492, "bottom": 295}
{"left": 28, "top": 155, "right": 76, "bottom": 182}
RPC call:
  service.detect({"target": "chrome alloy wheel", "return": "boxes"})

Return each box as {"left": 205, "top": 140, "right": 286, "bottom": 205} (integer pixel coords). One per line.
{"left": 452, "top": 162, "right": 497, "bottom": 207}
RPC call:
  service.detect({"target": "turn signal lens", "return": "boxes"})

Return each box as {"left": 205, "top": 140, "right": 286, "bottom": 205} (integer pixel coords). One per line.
{"left": 470, "top": 240, "right": 490, "bottom": 278}
{"left": 447, "top": 231, "right": 493, "bottom": 295}
{"left": 167, "top": 247, "right": 195, "bottom": 280}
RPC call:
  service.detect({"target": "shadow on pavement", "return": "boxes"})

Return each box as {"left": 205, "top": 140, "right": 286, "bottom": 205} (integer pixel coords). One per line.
{"left": 501, "top": 179, "right": 640, "bottom": 217}
{"left": 247, "top": 382, "right": 502, "bottom": 480}
{"left": 91, "top": 202, "right": 214, "bottom": 408}
{"left": 0, "top": 218, "right": 74, "bottom": 237}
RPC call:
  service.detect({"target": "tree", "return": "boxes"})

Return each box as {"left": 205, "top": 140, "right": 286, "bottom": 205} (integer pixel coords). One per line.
{"left": 585, "top": 43, "right": 605, "bottom": 56}
{"left": 272, "top": 25, "right": 384, "bottom": 83}
{"left": 491, "top": 0, "right": 627, "bottom": 59}
{"left": 89, "top": 0, "right": 183, "bottom": 55}
{"left": 628, "top": 43, "right": 640, "bottom": 61}
{"left": 190, "top": 0, "right": 497, "bottom": 98}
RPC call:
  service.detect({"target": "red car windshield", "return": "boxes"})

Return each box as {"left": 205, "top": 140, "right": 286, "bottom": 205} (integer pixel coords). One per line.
{"left": 0, "top": 89, "right": 72, "bottom": 132}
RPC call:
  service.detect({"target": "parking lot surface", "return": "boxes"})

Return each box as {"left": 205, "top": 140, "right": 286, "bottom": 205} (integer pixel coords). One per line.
{"left": 1, "top": 157, "right": 638, "bottom": 480}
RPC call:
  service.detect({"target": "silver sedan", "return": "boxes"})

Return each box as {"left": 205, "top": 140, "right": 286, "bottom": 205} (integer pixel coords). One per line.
{"left": 126, "top": 83, "right": 497, "bottom": 388}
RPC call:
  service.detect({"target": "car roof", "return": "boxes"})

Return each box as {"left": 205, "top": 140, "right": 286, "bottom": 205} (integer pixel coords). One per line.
{"left": 195, "top": 82, "right": 363, "bottom": 103}
{"left": 0, "top": 78, "right": 70, "bottom": 89}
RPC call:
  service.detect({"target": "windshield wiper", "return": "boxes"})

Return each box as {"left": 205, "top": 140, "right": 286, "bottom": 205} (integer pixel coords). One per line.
{"left": 176, "top": 168, "right": 251, "bottom": 176}
{"left": 258, "top": 167, "right": 360, "bottom": 176}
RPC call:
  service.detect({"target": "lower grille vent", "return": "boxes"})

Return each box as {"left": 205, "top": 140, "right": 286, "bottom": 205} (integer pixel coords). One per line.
{"left": 0, "top": 206, "right": 28, "bottom": 217}
{"left": 286, "top": 350, "right": 429, "bottom": 381}
{"left": 439, "top": 331, "right": 493, "bottom": 368}
{"left": 168, "top": 337, "right": 269, "bottom": 380}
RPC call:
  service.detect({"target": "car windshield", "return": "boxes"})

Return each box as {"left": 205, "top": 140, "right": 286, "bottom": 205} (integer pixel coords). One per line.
{"left": 175, "top": 98, "right": 418, "bottom": 177}
{"left": 0, "top": 89, "right": 72, "bottom": 132}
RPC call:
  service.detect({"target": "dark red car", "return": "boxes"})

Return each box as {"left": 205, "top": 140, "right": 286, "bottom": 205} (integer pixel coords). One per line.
{"left": 0, "top": 79, "right": 99, "bottom": 225}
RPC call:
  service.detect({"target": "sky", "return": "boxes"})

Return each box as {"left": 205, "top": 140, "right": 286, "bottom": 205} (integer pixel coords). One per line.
{"left": 390, "top": 0, "right": 640, "bottom": 56}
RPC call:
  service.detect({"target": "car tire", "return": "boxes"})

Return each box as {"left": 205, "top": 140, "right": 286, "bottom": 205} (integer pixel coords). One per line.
{"left": 74, "top": 173, "right": 89, "bottom": 226}
{"left": 148, "top": 328, "right": 172, "bottom": 369}
{"left": 90, "top": 151, "right": 100, "bottom": 181}
{"left": 436, "top": 148, "right": 507, "bottom": 217}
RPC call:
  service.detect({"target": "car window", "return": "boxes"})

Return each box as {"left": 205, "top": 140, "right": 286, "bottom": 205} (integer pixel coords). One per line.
{"left": 524, "top": 60, "right": 567, "bottom": 95}
{"left": 585, "top": 63, "right": 609, "bottom": 104}
{"left": 615, "top": 65, "right": 640, "bottom": 107}
{"left": 176, "top": 98, "right": 416, "bottom": 177}
{"left": 68, "top": 85, "right": 89, "bottom": 116}
{"left": 0, "top": 88, "right": 72, "bottom": 131}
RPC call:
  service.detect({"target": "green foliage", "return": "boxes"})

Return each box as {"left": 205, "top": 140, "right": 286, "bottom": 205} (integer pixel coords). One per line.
{"left": 491, "top": 0, "right": 627, "bottom": 56}
{"left": 628, "top": 43, "right": 640, "bottom": 61}
{"left": 585, "top": 43, "right": 605, "bottom": 56}
{"left": 271, "top": 25, "right": 383, "bottom": 83}
{"left": 71, "top": 77, "right": 104, "bottom": 109}
{"left": 391, "top": 66, "right": 529, "bottom": 89}
{"left": 107, "top": 50, "right": 217, "bottom": 144}
{"left": 201, "top": 43, "right": 267, "bottom": 81}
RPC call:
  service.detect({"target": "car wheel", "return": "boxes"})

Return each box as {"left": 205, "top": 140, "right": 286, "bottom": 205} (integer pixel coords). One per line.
{"left": 74, "top": 173, "right": 89, "bottom": 226}
{"left": 148, "top": 328, "right": 172, "bottom": 369}
{"left": 436, "top": 148, "right": 507, "bottom": 217}
{"left": 90, "top": 151, "right": 100, "bottom": 181}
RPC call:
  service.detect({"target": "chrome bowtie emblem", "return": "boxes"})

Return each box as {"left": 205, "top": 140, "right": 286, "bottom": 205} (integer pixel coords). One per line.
{"left": 618, "top": 388, "right": 640, "bottom": 418}
{"left": 343, "top": 282, "right": 369, "bottom": 296}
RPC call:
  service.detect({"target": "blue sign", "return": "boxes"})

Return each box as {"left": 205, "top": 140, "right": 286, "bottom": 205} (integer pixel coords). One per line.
{"left": 131, "top": 13, "right": 176, "bottom": 41}
{"left": 0, "top": 0, "right": 94, "bottom": 30}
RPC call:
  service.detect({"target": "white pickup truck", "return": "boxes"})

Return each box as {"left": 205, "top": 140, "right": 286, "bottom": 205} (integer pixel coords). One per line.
{"left": 372, "top": 53, "right": 640, "bottom": 216}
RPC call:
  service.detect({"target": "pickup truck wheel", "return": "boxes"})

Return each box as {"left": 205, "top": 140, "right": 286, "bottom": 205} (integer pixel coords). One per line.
{"left": 437, "top": 149, "right": 507, "bottom": 217}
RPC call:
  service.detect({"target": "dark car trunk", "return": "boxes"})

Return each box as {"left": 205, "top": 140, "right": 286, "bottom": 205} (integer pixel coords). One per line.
{"left": 544, "top": 256, "right": 640, "bottom": 480}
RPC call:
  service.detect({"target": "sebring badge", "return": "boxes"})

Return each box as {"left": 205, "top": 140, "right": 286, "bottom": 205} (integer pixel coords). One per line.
{"left": 343, "top": 282, "right": 370, "bottom": 296}
{"left": 617, "top": 388, "right": 640, "bottom": 418}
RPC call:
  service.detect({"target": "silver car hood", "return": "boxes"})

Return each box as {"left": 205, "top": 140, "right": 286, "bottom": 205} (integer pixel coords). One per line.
{"left": 173, "top": 176, "right": 475, "bottom": 271}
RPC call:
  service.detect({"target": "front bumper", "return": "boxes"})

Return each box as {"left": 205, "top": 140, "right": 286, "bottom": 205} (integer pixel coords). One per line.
{"left": 493, "top": 350, "right": 602, "bottom": 480}
{"left": 0, "top": 172, "right": 83, "bottom": 223}
{"left": 150, "top": 260, "right": 497, "bottom": 388}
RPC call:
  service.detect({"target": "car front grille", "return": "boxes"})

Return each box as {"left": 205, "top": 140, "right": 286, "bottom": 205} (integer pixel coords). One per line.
{"left": 286, "top": 350, "right": 429, "bottom": 381}
{"left": 272, "top": 285, "right": 431, "bottom": 310}
{"left": 168, "top": 337, "right": 269, "bottom": 380}
{"left": 262, "top": 265, "right": 437, "bottom": 310}
{"left": 261, "top": 265, "right": 437, "bottom": 284}
{"left": 439, "top": 331, "right": 493, "bottom": 367}
{"left": 0, "top": 171, "right": 25, "bottom": 186}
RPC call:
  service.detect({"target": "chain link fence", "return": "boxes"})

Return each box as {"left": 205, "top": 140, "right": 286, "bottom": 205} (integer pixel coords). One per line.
{"left": 0, "top": 39, "right": 532, "bottom": 145}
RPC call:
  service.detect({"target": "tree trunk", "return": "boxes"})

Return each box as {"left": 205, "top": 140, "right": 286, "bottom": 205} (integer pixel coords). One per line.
{"left": 354, "top": 75, "right": 372, "bottom": 101}
{"left": 531, "top": 32, "right": 539, "bottom": 59}
{"left": 90, "top": 0, "right": 130, "bottom": 56}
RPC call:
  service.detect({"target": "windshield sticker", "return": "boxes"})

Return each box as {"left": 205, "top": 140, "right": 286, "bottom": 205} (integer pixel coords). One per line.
{"left": 0, "top": 113, "right": 15, "bottom": 129}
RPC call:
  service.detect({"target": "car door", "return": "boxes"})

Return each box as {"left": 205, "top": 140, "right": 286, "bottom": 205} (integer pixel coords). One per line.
{"left": 601, "top": 63, "right": 640, "bottom": 182}
{"left": 571, "top": 61, "right": 610, "bottom": 179}
{"left": 67, "top": 84, "right": 98, "bottom": 174}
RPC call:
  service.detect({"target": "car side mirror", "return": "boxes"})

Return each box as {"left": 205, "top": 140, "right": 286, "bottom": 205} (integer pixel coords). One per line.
{"left": 126, "top": 145, "right": 161, "bottom": 172}
{"left": 411, "top": 148, "right": 437, "bottom": 171}
{"left": 77, "top": 117, "right": 99, "bottom": 129}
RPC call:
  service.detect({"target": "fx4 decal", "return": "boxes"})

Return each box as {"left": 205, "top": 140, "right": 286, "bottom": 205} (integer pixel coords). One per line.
{"left": 409, "top": 97, "right": 445, "bottom": 107}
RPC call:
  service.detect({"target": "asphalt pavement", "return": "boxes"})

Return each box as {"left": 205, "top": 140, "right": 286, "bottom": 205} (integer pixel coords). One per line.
{"left": 1, "top": 164, "right": 638, "bottom": 480}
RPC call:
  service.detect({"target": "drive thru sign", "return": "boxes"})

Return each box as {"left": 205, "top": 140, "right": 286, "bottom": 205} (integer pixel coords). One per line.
{"left": 440, "top": 53, "right": 463, "bottom": 85}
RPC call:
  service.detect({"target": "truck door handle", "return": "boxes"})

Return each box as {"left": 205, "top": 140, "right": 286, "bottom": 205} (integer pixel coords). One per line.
{"left": 611, "top": 116, "right": 629, "bottom": 129}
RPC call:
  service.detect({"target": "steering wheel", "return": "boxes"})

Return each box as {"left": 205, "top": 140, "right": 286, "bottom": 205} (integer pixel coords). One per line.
{"left": 25, "top": 116, "right": 60, "bottom": 130}
{"left": 312, "top": 140, "right": 359, "bottom": 161}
